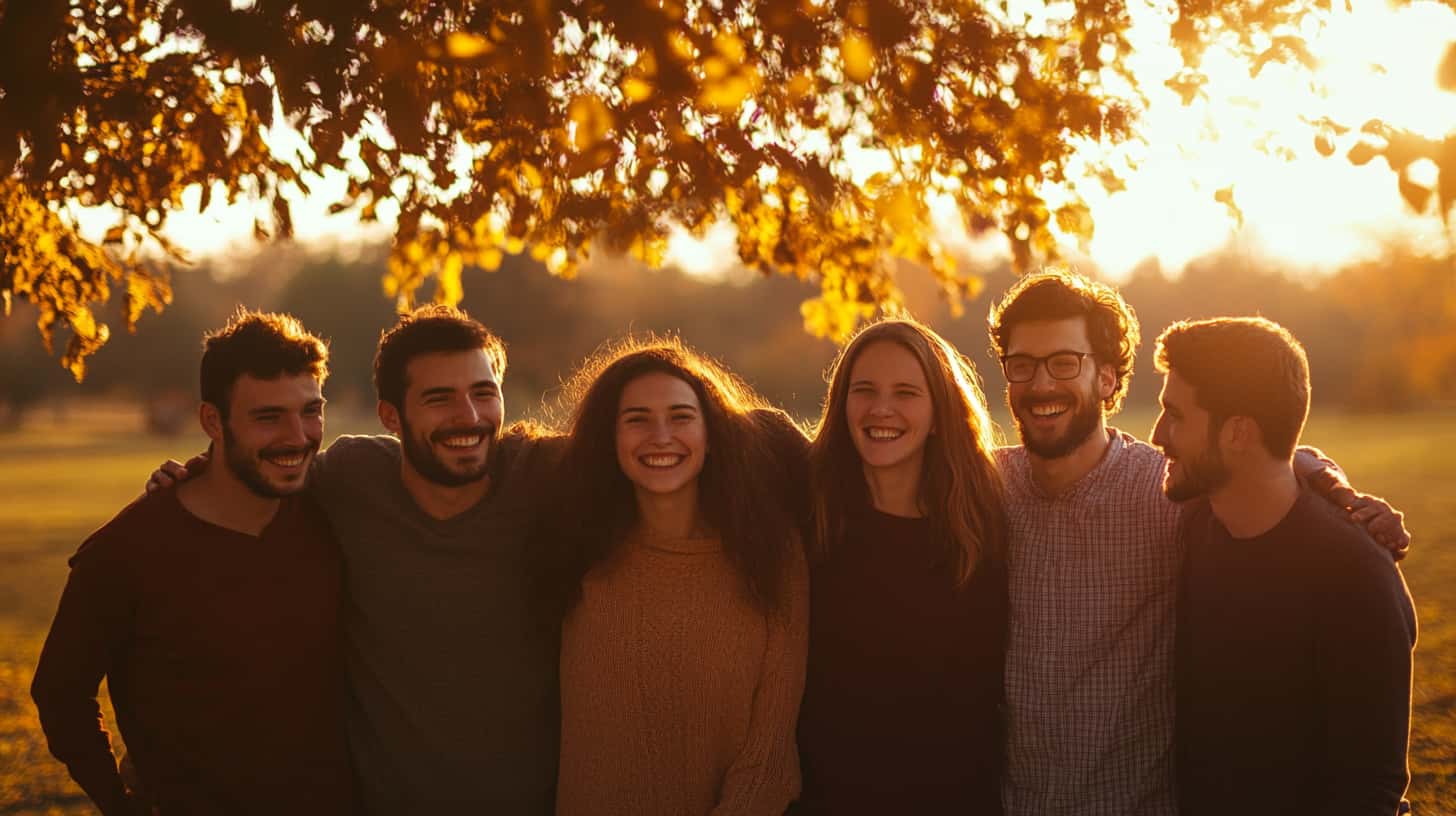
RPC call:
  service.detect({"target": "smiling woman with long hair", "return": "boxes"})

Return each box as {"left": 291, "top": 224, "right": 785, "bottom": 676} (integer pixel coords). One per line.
{"left": 536, "top": 337, "right": 808, "bottom": 816}
{"left": 796, "top": 318, "right": 1009, "bottom": 814}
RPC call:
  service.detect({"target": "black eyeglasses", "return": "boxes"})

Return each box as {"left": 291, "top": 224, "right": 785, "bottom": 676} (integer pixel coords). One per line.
{"left": 999, "top": 351, "right": 1095, "bottom": 383}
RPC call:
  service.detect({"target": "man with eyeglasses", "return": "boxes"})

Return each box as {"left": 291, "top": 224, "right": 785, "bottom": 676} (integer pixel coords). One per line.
{"left": 984, "top": 271, "right": 1410, "bottom": 816}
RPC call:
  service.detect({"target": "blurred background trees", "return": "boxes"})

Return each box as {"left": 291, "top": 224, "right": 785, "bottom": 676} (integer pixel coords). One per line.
{"left": 3, "top": 240, "right": 1451, "bottom": 432}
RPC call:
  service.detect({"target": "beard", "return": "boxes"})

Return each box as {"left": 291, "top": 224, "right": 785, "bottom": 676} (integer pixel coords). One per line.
{"left": 221, "top": 425, "right": 318, "bottom": 499}
{"left": 1010, "top": 385, "right": 1103, "bottom": 460}
{"left": 1162, "top": 442, "right": 1232, "bottom": 502}
{"left": 399, "top": 415, "right": 495, "bottom": 487}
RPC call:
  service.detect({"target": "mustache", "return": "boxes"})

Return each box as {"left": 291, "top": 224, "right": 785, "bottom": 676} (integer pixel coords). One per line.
{"left": 1017, "top": 393, "right": 1075, "bottom": 410}
{"left": 428, "top": 423, "right": 495, "bottom": 444}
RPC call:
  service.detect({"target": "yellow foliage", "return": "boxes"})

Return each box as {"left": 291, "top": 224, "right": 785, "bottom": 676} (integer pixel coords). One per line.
{"left": 622, "top": 77, "right": 654, "bottom": 102}
{"left": 1, "top": 0, "right": 1318, "bottom": 369}
{"left": 568, "top": 96, "right": 613, "bottom": 150}
{"left": 841, "top": 31, "right": 875, "bottom": 83}
{"left": 445, "top": 32, "right": 493, "bottom": 60}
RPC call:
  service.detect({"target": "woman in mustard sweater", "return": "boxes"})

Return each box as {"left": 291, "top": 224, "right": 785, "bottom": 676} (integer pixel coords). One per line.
{"left": 795, "top": 318, "right": 1009, "bottom": 814}
{"left": 537, "top": 338, "right": 808, "bottom": 816}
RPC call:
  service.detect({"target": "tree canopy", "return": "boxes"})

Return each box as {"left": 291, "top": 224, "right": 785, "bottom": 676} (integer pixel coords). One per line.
{"left": 2, "top": 0, "right": 1340, "bottom": 378}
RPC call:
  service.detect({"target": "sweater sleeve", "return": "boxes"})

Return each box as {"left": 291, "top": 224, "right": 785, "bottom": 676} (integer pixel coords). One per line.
{"left": 1314, "top": 536, "right": 1417, "bottom": 816}
{"left": 711, "top": 541, "right": 810, "bottom": 816}
{"left": 30, "top": 534, "right": 138, "bottom": 816}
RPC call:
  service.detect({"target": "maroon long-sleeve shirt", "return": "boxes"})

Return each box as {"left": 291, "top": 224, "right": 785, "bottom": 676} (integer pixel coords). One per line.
{"left": 31, "top": 489, "right": 357, "bottom": 815}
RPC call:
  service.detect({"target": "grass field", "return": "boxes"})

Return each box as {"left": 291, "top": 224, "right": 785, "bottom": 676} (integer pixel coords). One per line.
{"left": 0, "top": 406, "right": 1453, "bottom": 813}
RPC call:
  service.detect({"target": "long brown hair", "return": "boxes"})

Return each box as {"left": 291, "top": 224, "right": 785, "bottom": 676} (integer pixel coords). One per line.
{"left": 809, "top": 319, "right": 1007, "bottom": 584}
{"left": 536, "top": 336, "right": 799, "bottom": 615}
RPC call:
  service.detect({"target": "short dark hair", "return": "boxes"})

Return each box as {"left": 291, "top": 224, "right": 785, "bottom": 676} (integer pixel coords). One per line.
{"left": 1154, "top": 316, "right": 1310, "bottom": 459}
{"left": 200, "top": 309, "right": 329, "bottom": 418}
{"left": 373, "top": 304, "right": 507, "bottom": 407}
{"left": 988, "top": 270, "right": 1140, "bottom": 413}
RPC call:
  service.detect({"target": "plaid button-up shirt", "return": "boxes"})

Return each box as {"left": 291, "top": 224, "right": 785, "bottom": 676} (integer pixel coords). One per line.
{"left": 999, "top": 429, "right": 1182, "bottom": 816}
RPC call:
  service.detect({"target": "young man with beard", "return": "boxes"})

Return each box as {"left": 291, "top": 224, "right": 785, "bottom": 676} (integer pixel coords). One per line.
{"left": 150, "top": 304, "right": 561, "bottom": 814}
{"left": 1153, "top": 317, "right": 1415, "bottom": 816}
{"left": 32, "top": 310, "right": 356, "bottom": 815}
{"left": 985, "top": 271, "right": 1409, "bottom": 816}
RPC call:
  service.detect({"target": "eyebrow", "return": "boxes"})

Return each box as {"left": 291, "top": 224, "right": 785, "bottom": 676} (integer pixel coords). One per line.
{"left": 850, "top": 378, "right": 924, "bottom": 390}
{"left": 248, "top": 397, "right": 326, "bottom": 417}
{"left": 420, "top": 380, "right": 497, "bottom": 399}
{"left": 620, "top": 403, "right": 700, "bottom": 415}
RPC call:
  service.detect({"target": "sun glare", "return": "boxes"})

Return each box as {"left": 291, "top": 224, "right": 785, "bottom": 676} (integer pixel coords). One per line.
{"left": 1075, "top": 0, "right": 1456, "bottom": 280}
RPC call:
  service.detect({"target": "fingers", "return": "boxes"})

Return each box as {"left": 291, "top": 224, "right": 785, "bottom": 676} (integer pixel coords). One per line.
{"left": 1347, "top": 495, "right": 1411, "bottom": 559}
{"left": 1325, "top": 485, "right": 1359, "bottom": 510}
{"left": 144, "top": 459, "right": 189, "bottom": 494}
{"left": 185, "top": 452, "right": 210, "bottom": 473}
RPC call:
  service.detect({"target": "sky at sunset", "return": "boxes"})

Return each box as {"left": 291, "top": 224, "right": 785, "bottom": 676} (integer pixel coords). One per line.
{"left": 70, "top": 0, "right": 1456, "bottom": 282}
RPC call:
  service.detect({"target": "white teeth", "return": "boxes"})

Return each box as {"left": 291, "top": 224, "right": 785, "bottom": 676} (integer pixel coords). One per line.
{"left": 441, "top": 434, "right": 482, "bottom": 449}
{"left": 641, "top": 453, "right": 685, "bottom": 467}
{"left": 865, "top": 427, "right": 904, "bottom": 440}
{"left": 267, "top": 454, "right": 305, "bottom": 467}
{"left": 1030, "top": 403, "right": 1068, "bottom": 418}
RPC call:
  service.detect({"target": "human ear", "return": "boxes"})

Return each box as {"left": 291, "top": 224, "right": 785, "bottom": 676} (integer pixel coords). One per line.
{"left": 1096, "top": 361, "right": 1116, "bottom": 401}
{"left": 378, "top": 400, "right": 402, "bottom": 435}
{"left": 199, "top": 402, "right": 225, "bottom": 443}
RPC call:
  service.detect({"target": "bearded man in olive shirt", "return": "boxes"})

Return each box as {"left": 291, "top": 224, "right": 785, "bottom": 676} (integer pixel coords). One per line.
{"left": 1154, "top": 317, "right": 1415, "bottom": 815}
{"left": 32, "top": 310, "right": 356, "bottom": 815}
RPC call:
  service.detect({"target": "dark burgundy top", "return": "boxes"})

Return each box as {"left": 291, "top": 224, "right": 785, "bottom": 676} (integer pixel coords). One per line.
{"left": 796, "top": 507, "right": 1008, "bottom": 815}
{"left": 31, "top": 489, "right": 357, "bottom": 816}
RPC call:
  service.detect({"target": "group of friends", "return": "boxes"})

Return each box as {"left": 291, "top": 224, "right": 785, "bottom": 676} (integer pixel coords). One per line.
{"left": 29, "top": 270, "right": 1417, "bottom": 815}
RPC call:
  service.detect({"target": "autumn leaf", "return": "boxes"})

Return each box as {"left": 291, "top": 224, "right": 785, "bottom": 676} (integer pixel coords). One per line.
{"left": 1348, "top": 141, "right": 1380, "bottom": 166}
{"left": 1439, "top": 41, "right": 1456, "bottom": 92}
{"left": 841, "top": 31, "right": 875, "bottom": 83}
{"left": 1214, "top": 186, "right": 1244, "bottom": 228}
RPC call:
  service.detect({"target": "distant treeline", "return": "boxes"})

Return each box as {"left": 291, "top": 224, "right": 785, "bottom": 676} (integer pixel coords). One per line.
{"left": 2, "top": 242, "right": 1453, "bottom": 432}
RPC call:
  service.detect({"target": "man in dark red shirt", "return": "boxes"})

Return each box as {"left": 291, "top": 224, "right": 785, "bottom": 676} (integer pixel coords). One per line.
{"left": 31, "top": 310, "right": 357, "bottom": 815}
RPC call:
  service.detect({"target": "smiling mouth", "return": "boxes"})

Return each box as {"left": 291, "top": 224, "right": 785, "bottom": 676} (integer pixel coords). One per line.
{"left": 1026, "top": 401, "right": 1070, "bottom": 419}
{"left": 864, "top": 426, "right": 904, "bottom": 441}
{"left": 432, "top": 425, "right": 493, "bottom": 451}
{"left": 640, "top": 453, "right": 686, "bottom": 468}
{"left": 261, "top": 447, "right": 314, "bottom": 468}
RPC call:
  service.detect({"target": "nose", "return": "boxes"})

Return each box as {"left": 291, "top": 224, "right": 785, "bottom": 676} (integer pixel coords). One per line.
{"left": 1150, "top": 413, "right": 1168, "bottom": 449}
{"left": 281, "top": 413, "right": 309, "bottom": 445}
{"left": 1027, "top": 362, "right": 1059, "bottom": 391}
{"left": 456, "top": 395, "right": 482, "bottom": 425}
{"left": 649, "top": 417, "right": 673, "bottom": 443}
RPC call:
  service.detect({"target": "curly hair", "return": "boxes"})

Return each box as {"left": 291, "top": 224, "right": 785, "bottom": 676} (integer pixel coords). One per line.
{"left": 200, "top": 308, "right": 329, "bottom": 418}
{"left": 535, "top": 335, "right": 800, "bottom": 616}
{"left": 987, "top": 270, "right": 1140, "bottom": 414}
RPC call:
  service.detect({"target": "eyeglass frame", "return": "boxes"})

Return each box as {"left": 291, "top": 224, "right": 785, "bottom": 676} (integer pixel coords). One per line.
{"left": 998, "top": 351, "right": 1097, "bottom": 383}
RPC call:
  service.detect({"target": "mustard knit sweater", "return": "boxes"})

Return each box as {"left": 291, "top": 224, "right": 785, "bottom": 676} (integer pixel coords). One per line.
{"left": 556, "top": 530, "right": 808, "bottom": 816}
